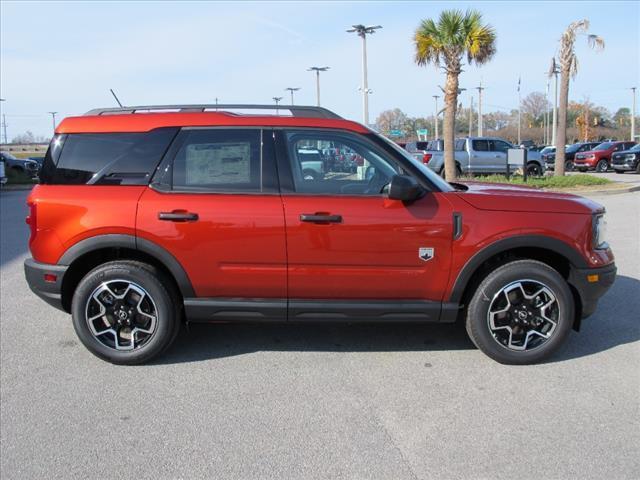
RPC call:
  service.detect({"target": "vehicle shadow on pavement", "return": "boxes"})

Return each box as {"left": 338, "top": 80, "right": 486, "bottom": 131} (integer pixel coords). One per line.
{"left": 156, "top": 322, "right": 475, "bottom": 364}
{"left": 552, "top": 275, "right": 640, "bottom": 363}
{"left": 157, "top": 275, "right": 640, "bottom": 365}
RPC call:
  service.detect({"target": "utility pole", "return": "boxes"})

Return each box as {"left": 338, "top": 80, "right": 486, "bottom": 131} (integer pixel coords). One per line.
{"left": 476, "top": 82, "right": 484, "bottom": 136}
{"left": 48, "top": 112, "right": 58, "bottom": 133}
{"left": 631, "top": 87, "right": 637, "bottom": 141}
{"left": 285, "top": 87, "right": 300, "bottom": 105}
{"left": 347, "top": 24, "right": 382, "bottom": 126}
{"left": 0, "top": 98, "right": 6, "bottom": 144}
{"left": 517, "top": 77, "right": 522, "bottom": 145}
{"left": 1, "top": 114, "right": 7, "bottom": 144}
{"left": 468, "top": 95, "right": 474, "bottom": 137}
{"left": 432, "top": 95, "right": 440, "bottom": 140}
{"left": 308, "top": 67, "right": 329, "bottom": 107}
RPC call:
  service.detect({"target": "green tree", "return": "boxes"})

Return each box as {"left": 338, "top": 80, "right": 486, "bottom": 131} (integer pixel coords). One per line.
{"left": 554, "top": 20, "right": 604, "bottom": 176}
{"left": 414, "top": 9, "right": 496, "bottom": 180}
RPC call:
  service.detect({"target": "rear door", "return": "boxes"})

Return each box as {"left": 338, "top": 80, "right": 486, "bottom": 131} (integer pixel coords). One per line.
{"left": 137, "top": 128, "right": 287, "bottom": 319}
{"left": 275, "top": 128, "right": 454, "bottom": 320}
{"left": 469, "top": 139, "right": 495, "bottom": 173}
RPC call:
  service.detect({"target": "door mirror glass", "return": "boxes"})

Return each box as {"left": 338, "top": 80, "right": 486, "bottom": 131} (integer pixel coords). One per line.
{"left": 387, "top": 174, "right": 422, "bottom": 202}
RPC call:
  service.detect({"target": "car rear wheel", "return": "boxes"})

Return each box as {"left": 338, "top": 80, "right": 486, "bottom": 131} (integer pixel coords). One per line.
{"left": 564, "top": 160, "right": 574, "bottom": 172}
{"left": 465, "top": 260, "right": 574, "bottom": 365}
{"left": 71, "top": 261, "right": 180, "bottom": 365}
{"left": 596, "top": 159, "right": 609, "bottom": 172}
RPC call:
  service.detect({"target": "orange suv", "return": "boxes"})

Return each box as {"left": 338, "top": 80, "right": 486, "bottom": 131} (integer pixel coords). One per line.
{"left": 25, "top": 105, "right": 616, "bottom": 365}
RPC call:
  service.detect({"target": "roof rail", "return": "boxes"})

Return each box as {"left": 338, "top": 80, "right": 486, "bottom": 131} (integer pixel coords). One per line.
{"left": 84, "top": 104, "right": 342, "bottom": 119}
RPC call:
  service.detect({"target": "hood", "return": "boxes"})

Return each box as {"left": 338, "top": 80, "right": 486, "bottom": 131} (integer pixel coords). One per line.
{"left": 454, "top": 182, "right": 602, "bottom": 214}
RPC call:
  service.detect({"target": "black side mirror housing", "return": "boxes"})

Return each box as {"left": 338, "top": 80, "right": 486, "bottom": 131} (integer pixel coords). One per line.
{"left": 387, "top": 174, "right": 423, "bottom": 202}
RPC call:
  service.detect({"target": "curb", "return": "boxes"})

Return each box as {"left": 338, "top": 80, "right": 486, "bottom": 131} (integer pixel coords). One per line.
{"left": 548, "top": 183, "right": 640, "bottom": 196}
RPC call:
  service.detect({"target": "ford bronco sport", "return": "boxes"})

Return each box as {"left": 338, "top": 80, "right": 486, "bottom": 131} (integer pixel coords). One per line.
{"left": 24, "top": 104, "right": 616, "bottom": 365}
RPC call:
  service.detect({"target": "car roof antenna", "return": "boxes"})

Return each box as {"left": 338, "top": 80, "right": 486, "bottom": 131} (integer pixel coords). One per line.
{"left": 109, "top": 89, "right": 124, "bottom": 108}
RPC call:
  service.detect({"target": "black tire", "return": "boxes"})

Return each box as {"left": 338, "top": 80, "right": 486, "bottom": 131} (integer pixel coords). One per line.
{"left": 564, "top": 160, "right": 574, "bottom": 172}
{"left": 526, "top": 162, "right": 543, "bottom": 177}
{"left": 595, "top": 159, "right": 609, "bottom": 173}
{"left": 71, "top": 261, "right": 180, "bottom": 365}
{"left": 465, "top": 260, "right": 574, "bottom": 365}
{"left": 438, "top": 164, "right": 462, "bottom": 178}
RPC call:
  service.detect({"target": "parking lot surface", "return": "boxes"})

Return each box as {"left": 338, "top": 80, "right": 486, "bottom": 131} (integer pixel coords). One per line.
{"left": 1, "top": 187, "right": 638, "bottom": 480}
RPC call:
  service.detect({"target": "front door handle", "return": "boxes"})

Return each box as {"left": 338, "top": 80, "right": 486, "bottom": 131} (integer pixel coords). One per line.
{"left": 158, "top": 211, "right": 199, "bottom": 222}
{"left": 300, "top": 213, "right": 343, "bottom": 223}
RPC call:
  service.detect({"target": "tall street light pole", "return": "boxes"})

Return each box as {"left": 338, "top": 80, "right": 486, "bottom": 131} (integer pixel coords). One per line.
{"left": 308, "top": 67, "right": 329, "bottom": 107}
{"left": 631, "top": 87, "right": 637, "bottom": 141}
{"left": 544, "top": 80, "right": 550, "bottom": 145}
{"left": 517, "top": 76, "right": 522, "bottom": 145}
{"left": 48, "top": 111, "right": 58, "bottom": 133}
{"left": 476, "top": 82, "right": 485, "bottom": 137}
{"left": 273, "top": 97, "right": 283, "bottom": 115}
{"left": 347, "top": 24, "right": 381, "bottom": 126}
{"left": 432, "top": 95, "right": 440, "bottom": 140}
{"left": 285, "top": 87, "right": 300, "bottom": 105}
{"left": 468, "top": 94, "right": 473, "bottom": 138}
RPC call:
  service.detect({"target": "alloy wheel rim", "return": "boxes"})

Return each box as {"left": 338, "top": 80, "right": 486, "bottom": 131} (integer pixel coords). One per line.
{"left": 487, "top": 279, "right": 559, "bottom": 352}
{"left": 85, "top": 280, "right": 158, "bottom": 351}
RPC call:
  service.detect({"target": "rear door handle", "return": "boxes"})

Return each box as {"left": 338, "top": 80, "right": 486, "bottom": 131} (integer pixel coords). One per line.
{"left": 158, "top": 211, "right": 199, "bottom": 222}
{"left": 300, "top": 214, "right": 342, "bottom": 223}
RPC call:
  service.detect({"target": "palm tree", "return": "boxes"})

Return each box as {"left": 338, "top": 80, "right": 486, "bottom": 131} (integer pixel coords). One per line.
{"left": 554, "top": 20, "right": 604, "bottom": 176}
{"left": 414, "top": 10, "right": 496, "bottom": 181}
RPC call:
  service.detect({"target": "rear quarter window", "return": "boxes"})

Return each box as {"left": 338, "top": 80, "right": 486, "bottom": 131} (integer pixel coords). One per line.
{"left": 39, "top": 128, "right": 178, "bottom": 185}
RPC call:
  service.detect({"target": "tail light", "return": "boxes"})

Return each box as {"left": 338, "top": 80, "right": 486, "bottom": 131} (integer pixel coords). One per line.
{"left": 422, "top": 153, "right": 432, "bottom": 164}
{"left": 26, "top": 200, "right": 37, "bottom": 246}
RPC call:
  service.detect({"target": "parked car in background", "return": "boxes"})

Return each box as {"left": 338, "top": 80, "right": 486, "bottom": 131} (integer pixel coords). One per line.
{"left": 423, "top": 137, "right": 545, "bottom": 176}
{"left": 574, "top": 141, "right": 637, "bottom": 172}
{"left": 0, "top": 151, "right": 40, "bottom": 177}
{"left": 611, "top": 143, "right": 640, "bottom": 174}
{"left": 28, "top": 156, "right": 46, "bottom": 166}
{"left": 545, "top": 142, "right": 600, "bottom": 172}
{"left": 0, "top": 158, "right": 7, "bottom": 185}
{"left": 405, "top": 141, "right": 431, "bottom": 163}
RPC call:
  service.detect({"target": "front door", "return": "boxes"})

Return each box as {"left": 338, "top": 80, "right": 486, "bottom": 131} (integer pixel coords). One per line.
{"left": 137, "top": 128, "right": 287, "bottom": 318}
{"left": 276, "top": 129, "right": 454, "bottom": 314}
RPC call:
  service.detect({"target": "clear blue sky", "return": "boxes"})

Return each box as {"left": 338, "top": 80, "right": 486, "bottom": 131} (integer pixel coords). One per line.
{"left": 1, "top": 0, "right": 638, "bottom": 138}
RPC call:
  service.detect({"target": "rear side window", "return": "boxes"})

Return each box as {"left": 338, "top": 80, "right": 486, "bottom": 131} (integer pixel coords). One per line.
{"left": 472, "top": 140, "right": 490, "bottom": 151}
{"left": 171, "top": 129, "right": 261, "bottom": 192}
{"left": 40, "top": 128, "right": 178, "bottom": 185}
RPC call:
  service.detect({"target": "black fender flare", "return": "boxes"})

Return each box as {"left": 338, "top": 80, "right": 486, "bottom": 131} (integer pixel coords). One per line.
{"left": 448, "top": 235, "right": 588, "bottom": 304}
{"left": 58, "top": 234, "right": 195, "bottom": 297}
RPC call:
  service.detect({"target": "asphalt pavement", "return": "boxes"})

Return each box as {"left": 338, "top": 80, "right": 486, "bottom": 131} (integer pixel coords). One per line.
{"left": 1, "top": 187, "right": 638, "bottom": 480}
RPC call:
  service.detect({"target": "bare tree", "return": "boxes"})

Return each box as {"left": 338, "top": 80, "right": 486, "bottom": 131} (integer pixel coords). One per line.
{"left": 375, "top": 108, "right": 408, "bottom": 135}
{"left": 521, "top": 92, "right": 549, "bottom": 125}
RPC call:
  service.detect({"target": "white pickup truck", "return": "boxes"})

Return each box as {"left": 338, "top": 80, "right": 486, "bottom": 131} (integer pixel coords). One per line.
{"left": 422, "top": 137, "right": 544, "bottom": 176}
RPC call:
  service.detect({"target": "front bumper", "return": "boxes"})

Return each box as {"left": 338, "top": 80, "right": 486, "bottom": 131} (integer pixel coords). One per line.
{"left": 568, "top": 263, "right": 616, "bottom": 319}
{"left": 24, "top": 258, "right": 68, "bottom": 312}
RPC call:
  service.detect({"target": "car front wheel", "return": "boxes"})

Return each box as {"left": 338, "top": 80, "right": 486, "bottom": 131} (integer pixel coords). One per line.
{"left": 465, "top": 260, "right": 574, "bottom": 365}
{"left": 596, "top": 159, "right": 609, "bottom": 172}
{"left": 71, "top": 261, "right": 180, "bottom": 365}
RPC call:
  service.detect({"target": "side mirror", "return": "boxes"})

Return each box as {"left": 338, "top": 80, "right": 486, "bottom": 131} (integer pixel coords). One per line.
{"left": 387, "top": 174, "right": 422, "bottom": 202}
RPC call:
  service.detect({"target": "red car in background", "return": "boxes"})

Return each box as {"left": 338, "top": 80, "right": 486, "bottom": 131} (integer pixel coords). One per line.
{"left": 574, "top": 141, "right": 637, "bottom": 172}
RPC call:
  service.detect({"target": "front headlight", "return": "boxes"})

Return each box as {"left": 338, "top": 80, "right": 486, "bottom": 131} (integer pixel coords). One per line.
{"left": 593, "top": 213, "right": 608, "bottom": 249}
{"left": 587, "top": 154, "right": 596, "bottom": 159}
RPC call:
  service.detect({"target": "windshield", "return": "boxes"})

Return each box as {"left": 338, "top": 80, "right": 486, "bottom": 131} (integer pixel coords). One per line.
{"left": 628, "top": 144, "right": 640, "bottom": 152}
{"left": 376, "top": 134, "right": 454, "bottom": 192}
{"left": 566, "top": 144, "right": 583, "bottom": 153}
{"left": 540, "top": 146, "right": 555, "bottom": 154}
{"left": 594, "top": 142, "right": 614, "bottom": 151}
{"left": 1, "top": 152, "right": 18, "bottom": 160}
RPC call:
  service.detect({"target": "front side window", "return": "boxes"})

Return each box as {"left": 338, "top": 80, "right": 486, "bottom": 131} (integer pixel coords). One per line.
{"left": 473, "top": 140, "right": 490, "bottom": 152}
{"left": 171, "top": 129, "right": 261, "bottom": 192}
{"left": 492, "top": 140, "right": 511, "bottom": 153}
{"left": 285, "top": 131, "right": 400, "bottom": 195}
